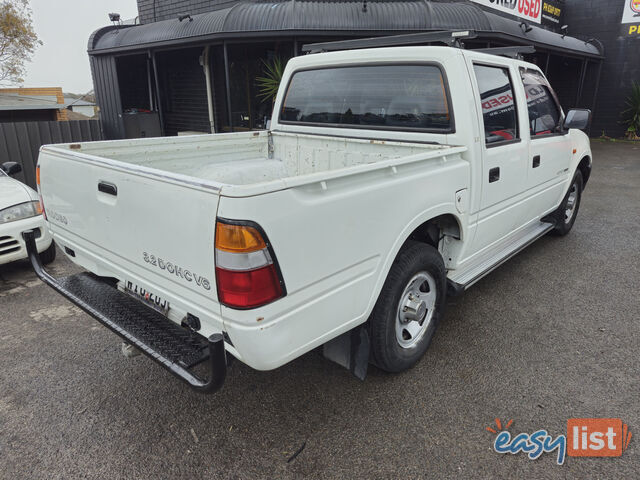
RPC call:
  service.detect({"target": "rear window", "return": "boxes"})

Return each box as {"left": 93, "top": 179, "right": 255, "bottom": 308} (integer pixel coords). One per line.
{"left": 279, "top": 65, "right": 452, "bottom": 132}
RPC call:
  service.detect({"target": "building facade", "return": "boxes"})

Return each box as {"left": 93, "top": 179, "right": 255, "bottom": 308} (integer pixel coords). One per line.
{"left": 88, "top": 0, "right": 637, "bottom": 140}
{"left": 562, "top": 0, "right": 639, "bottom": 137}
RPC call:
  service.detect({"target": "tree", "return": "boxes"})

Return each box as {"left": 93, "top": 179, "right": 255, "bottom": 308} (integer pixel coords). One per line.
{"left": 0, "top": 0, "right": 40, "bottom": 86}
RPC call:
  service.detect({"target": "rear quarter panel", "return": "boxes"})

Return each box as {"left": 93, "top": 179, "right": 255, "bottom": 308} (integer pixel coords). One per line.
{"left": 218, "top": 153, "right": 469, "bottom": 370}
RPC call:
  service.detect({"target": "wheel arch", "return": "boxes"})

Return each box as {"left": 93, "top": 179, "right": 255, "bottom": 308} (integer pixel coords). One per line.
{"left": 363, "top": 208, "right": 464, "bottom": 323}
{"left": 578, "top": 155, "right": 591, "bottom": 188}
{"left": 406, "top": 213, "right": 462, "bottom": 248}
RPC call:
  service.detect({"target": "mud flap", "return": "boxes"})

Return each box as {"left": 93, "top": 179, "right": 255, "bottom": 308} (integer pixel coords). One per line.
{"left": 322, "top": 326, "right": 370, "bottom": 380}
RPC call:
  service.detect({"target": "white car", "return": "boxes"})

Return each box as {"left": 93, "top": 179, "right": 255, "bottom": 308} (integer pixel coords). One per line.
{"left": 0, "top": 162, "right": 55, "bottom": 266}
{"left": 30, "top": 32, "right": 592, "bottom": 392}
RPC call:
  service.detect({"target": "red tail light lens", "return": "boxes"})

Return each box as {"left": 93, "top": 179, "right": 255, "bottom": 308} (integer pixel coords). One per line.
{"left": 216, "top": 265, "right": 283, "bottom": 308}
{"left": 215, "top": 219, "right": 286, "bottom": 309}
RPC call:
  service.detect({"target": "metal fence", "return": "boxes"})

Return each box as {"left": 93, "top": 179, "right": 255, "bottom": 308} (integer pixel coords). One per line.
{"left": 0, "top": 120, "right": 103, "bottom": 188}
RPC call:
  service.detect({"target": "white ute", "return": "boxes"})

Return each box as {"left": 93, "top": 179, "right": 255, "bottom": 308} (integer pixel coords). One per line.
{"left": 27, "top": 32, "right": 593, "bottom": 392}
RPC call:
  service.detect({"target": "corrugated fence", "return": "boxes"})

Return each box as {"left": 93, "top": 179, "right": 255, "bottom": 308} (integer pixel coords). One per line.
{"left": 0, "top": 120, "right": 103, "bottom": 188}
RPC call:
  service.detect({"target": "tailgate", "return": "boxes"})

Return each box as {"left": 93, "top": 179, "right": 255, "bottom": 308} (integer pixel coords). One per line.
{"left": 38, "top": 147, "right": 221, "bottom": 314}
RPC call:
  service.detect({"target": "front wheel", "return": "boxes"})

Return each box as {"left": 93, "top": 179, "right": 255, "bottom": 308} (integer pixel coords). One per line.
{"left": 551, "top": 170, "right": 583, "bottom": 236}
{"left": 369, "top": 241, "right": 446, "bottom": 373}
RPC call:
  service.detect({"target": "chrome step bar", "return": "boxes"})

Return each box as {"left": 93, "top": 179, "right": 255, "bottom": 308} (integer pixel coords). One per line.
{"left": 449, "top": 221, "right": 554, "bottom": 289}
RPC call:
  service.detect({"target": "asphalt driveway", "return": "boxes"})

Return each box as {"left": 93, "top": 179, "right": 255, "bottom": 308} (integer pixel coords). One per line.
{"left": 1, "top": 141, "right": 638, "bottom": 479}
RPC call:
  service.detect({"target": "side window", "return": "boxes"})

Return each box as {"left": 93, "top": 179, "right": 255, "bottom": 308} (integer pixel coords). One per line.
{"left": 473, "top": 64, "right": 519, "bottom": 145}
{"left": 520, "top": 69, "right": 562, "bottom": 137}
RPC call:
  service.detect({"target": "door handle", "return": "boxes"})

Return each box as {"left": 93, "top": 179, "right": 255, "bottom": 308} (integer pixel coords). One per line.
{"left": 489, "top": 167, "right": 500, "bottom": 183}
{"left": 533, "top": 155, "right": 541, "bottom": 168}
{"left": 98, "top": 181, "right": 117, "bottom": 196}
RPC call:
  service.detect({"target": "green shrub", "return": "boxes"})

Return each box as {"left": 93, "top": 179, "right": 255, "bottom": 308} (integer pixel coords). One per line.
{"left": 622, "top": 81, "right": 640, "bottom": 140}
{"left": 256, "top": 57, "right": 285, "bottom": 104}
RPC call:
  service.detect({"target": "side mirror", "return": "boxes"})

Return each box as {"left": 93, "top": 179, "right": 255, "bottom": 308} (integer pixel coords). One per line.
{"left": 563, "top": 109, "right": 592, "bottom": 131}
{"left": 1, "top": 162, "right": 22, "bottom": 176}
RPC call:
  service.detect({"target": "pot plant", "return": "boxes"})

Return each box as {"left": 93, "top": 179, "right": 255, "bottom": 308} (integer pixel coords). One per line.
{"left": 622, "top": 81, "right": 640, "bottom": 140}
{"left": 256, "top": 56, "right": 285, "bottom": 105}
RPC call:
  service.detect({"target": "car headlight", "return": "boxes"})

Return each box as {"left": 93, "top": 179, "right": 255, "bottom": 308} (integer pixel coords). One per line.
{"left": 0, "top": 201, "right": 42, "bottom": 224}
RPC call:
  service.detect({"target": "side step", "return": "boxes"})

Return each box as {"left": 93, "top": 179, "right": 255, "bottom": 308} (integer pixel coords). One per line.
{"left": 22, "top": 230, "right": 227, "bottom": 393}
{"left": 448, "top": 221, "right": 554, "bottom": 290}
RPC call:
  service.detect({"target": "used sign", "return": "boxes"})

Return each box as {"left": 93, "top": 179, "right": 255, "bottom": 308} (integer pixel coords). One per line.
{"left": 470, "top": 0, "right": 542, "bottom": 24}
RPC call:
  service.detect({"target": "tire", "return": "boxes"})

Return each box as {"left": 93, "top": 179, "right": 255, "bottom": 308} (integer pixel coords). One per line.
{"left": 39, "top": 241, "right": 56, "bottom": 265}
{"left": 550, "top": 170, "right": 583, "bottom": 236}
{"left": 369, "top": 241, "right": 447, "bottom": 373}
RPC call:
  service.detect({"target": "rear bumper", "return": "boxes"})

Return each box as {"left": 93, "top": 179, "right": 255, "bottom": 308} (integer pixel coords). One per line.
{"left": 22, "top": 229, "right": 227, "bottom": 393}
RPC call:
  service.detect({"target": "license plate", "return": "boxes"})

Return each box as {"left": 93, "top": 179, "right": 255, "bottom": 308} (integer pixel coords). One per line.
{"left": 124, "top": 281, "right": 170, "bottom": 315}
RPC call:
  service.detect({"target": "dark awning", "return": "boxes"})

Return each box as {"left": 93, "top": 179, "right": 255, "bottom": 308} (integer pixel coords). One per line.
{"left": 88, "top": 0, "right": 603, "bottom": 59}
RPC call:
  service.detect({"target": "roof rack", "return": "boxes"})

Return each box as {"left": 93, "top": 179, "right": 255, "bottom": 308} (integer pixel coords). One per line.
{"left": 302, "top": 30, "right": 478, "bottom": 54}
{"left": 474, "top": 45, "right": 536, "bottom": 59}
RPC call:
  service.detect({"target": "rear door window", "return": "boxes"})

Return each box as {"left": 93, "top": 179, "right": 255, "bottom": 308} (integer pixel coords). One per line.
{"left": 473, "top": 64, "right": 520, "bottom": 145}
{"left": 520, "top": 69, "right": 563, "bottom": 137}
{"left": 279, "top": 64, "right": 452, "bottom": 132}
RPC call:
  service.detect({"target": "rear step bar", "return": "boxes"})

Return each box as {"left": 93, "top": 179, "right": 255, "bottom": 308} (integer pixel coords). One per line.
{"left": 22, "top": 230, "right": 227, "bottom": 394}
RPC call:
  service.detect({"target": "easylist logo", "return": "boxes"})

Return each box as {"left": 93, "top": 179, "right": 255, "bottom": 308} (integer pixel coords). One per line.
{"left": 487, "top": 418, "right": 632, "bottom": 465}
{"left": 471, "top": 0, "right": 542, "bottom": 23}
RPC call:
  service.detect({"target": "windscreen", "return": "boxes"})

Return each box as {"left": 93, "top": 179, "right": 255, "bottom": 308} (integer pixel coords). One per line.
{"left": 279, "top": 64, "right": 452, "bottom": 132}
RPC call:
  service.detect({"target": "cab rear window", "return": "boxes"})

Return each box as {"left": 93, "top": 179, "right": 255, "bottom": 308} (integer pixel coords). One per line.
{"left": 279, "top": 64, "right": 452, "bottom": 132}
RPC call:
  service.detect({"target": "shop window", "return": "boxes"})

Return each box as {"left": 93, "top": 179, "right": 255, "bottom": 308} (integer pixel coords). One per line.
{"left": 225, "top": 43, "right": 294, "bottom": 132}
{"left": 116, "top": 54, "right": 152, "bottom": 112}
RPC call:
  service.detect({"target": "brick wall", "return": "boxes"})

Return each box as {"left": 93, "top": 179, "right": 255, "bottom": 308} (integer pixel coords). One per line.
{"left": 137, "top": 0, "right": 238, "bottom": 24}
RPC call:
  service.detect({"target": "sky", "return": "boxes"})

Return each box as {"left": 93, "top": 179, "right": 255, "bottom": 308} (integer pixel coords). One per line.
{"left": 19, "top": 0, "right": 139, "bottom": 94}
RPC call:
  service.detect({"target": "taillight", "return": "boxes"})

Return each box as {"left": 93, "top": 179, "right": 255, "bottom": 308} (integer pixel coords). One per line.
{"left": 215, "top": 219, "right": 285, "bottom": 309}
{"left": 36, "top": 165, "right": 46, "bottom": 220}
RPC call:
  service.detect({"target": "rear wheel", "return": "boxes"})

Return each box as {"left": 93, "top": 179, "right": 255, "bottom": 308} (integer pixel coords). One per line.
{"left": 369, "top": 241, "right": 446, "bottom": 373}
{"left": 551, "top": 170, "right": 583, "bottom": 236}
{"left": 39, "top": 241, "right": 56, "bottom": 265}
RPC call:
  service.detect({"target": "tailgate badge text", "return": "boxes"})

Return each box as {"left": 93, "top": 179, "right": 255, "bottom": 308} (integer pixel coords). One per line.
{"left": 143, "top": 252, "right": 211, "bottom": 291}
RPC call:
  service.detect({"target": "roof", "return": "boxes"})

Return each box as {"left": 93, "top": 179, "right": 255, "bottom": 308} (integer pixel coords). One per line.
{"left": 0, "top": 93, "right": 63, "bottom": 111}
{"left": 64, "top": 97, "right": 96, "bottom": 107}
{"left": 88, "top": 0, "right": 603, "bottom": 59}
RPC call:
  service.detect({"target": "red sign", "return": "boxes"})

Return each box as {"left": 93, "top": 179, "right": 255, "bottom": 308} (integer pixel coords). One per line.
{"left": 471, "top": 0, "right": 542, "bottom": 24}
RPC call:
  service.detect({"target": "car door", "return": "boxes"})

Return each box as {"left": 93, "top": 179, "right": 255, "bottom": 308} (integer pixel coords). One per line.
{"left": 520, "top": 68, "right": 573, "bottom": 217}
{"left": 467, "top": 60, "right": 530, "bottom": 255}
